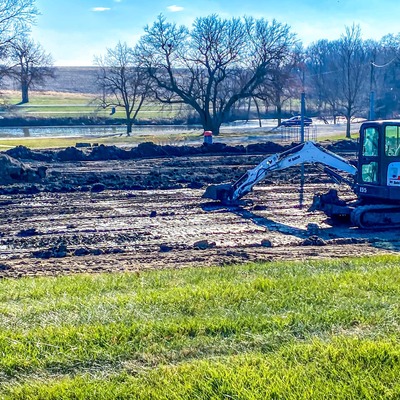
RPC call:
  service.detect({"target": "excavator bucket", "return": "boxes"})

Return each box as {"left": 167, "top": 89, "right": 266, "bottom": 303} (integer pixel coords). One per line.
{"left": 202, "top": 183, "right": 234, "bottom": 204}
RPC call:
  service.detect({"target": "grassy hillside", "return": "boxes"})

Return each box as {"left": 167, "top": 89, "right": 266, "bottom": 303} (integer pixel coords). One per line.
{"left": 1, "top": 255, "right": 400, "bottom": 398}
{"left": 0, "top": 67, "right": 170, "bottom": 122}
{"left": 2, "top": 67, "right": 100, "bottom": 94}
{"left": 0, "top": 89, "right": 181, "bottom": 125}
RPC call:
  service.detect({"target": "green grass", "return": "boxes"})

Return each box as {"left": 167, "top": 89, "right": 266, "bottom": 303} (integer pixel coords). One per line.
{"left": 318, "top": 133, "right": 360, "bottom": 142}
{"left": 0, "top": 132, "right": 201, "bottom": 149}
{"left": 0, "top": 132, "right": 354, "bottom": 150}
{"left": 0, "top": 128, "right": 355, "bottom": 150}
{"left": 1, "top": 255, "right": 400, "bottom": 398}
{"left": 1, "top": 91, "right": 94, "bottom": 106}
{"left": 1, "top": 90, "right": 184, "bottom": 120}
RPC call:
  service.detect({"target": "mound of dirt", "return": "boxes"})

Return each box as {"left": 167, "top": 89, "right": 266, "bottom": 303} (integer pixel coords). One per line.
{"left": 326, "top": 140, "right": 358, "bottom": 152}
{"left": 88, "top": 144, "right": 131, "bottom": 160}
{"left": 56, "top": 147, "right": 87, "bottom": 161}
{"left": 5, "top": 145, "right": 53, "bottom": 162}
{"left": 0, "top": 140, "right": 359, "bottom": 195}
{"left": 3, "top": 141, "right": 291, "bottom": 164}
{"left": 0, "top": 154, "right": 46, "bottom": 184}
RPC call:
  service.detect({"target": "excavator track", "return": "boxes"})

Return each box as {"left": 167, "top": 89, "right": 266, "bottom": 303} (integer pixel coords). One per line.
{"left": 351, "top": 204, "right": 400, "bottom": 229}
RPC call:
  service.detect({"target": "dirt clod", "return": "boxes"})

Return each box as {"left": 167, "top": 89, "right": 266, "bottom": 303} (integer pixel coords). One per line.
{"left": 301, "top": 236, "right": 327, "bottom": 246}
{"left": 261, "top": 239, "right": 272, "bottom": 247}
{"left": 194, "top": 240, "right": 216, "bottom": 250}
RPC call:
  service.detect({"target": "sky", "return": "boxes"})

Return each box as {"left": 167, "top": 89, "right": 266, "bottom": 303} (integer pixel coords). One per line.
{"left": 30, "top": 0, "right": 400, "bottom": 66}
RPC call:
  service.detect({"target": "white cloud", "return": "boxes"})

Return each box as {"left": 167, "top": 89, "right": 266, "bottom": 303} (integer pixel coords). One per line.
{"left": 167, "top": 5, "right": 184, "bottom": 12}
{"left": 91, "top": 7, "right": 111, "bottom": 12}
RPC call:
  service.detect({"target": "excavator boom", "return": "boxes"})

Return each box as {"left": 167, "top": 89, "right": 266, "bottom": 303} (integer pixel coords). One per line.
{"left": 203, "top": 141, "right": 357, "bottom": 205}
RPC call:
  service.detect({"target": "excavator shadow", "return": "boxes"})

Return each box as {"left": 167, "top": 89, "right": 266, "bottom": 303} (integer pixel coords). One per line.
{"left": 201, "top": 201, "right": 310, "bottom": 240}
{"left": 233, "top": 208, "right": 310, "bottom": 239}
{"left": 202, "top": 201, "right": 400, "bottom": 251}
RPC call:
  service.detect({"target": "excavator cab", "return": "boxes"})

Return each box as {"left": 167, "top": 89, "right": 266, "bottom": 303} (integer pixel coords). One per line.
{"left": 357, "top": 120, "right": 400, "bottom": 203}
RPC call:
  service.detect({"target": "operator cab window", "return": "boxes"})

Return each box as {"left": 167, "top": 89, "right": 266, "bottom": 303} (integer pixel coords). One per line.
{"left": 385, "top": 125, "right": 400, "bottom": 156}
{"left": 361, "top": 127, "right": 379, "bottom": 183}
{"left": 361, "top": 162, "right": 378, "bottom": 183}
{"left": 363, "top": 127, "right": 378, "bottom": 156}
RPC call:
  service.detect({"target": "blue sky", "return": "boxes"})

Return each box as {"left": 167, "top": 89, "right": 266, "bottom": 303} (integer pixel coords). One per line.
{"left": 31, "top": 0, "right": 400, "bottom": 66}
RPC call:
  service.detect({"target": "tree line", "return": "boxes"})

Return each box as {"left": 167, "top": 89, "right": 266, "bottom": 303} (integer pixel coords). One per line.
{"left": 1, "top": 0, "right": 400, "bottom": 138}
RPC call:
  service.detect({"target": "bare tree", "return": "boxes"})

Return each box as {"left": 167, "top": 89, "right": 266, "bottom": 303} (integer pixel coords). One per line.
{"left": 0, "top": 0, "right": 38, "bottom": 85}
{"left": 306, "top": 39, "right": 342, "bottom": 123}
{"left": 254, "top": 47, "right": 302, "bottom": 125}
{"left": 336, "top": 25, "right": 370, "bottom": 138}
{"left": 373, "top": 34, "right": 400, "bottom": 118}
{"left": 8, "top": 35, "right": 54, "bottom": 103}
{"left": 0, "top": 0, "right": 38, "bottom": 49}
{"left": 95, "top": 42, "right": 152, "bottom": 136}
{"left": 136, "top": 14, "right": 297, "bottom": 135}
{"left": 307, "top": 26, "right": 371, "bottom": 137}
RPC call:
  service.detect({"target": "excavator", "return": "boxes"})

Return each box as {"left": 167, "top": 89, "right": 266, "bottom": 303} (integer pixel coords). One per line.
{"left": 203, "top": 120, "right": 400, "bottom": 229}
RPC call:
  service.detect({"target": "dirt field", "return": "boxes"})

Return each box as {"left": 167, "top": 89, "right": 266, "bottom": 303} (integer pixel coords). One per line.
{"left": 1, "top": 141, "right": 399, "bottom": 279}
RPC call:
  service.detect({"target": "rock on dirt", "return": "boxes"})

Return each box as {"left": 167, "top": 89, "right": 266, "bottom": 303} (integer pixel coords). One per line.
{"left": 300, "top": 236, "right": 327, "bottom": 246}
{"left": 194, "top": 240, "right": 217, "bottom": 250}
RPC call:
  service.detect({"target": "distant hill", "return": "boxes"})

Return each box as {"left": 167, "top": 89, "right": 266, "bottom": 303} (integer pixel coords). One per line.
{"left": 2, "top": 66, "right": 101, "bottom": 95}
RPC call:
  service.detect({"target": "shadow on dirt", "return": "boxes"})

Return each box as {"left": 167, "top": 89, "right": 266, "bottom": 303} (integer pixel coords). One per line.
{"left": 234, "top": 208, "right": 309, "bottom": 239}
{"left": 201, "top": 201, "right": 308, "bottom": 239}
{"left": 201, "top": 199, "right": 400, "bottom": 253}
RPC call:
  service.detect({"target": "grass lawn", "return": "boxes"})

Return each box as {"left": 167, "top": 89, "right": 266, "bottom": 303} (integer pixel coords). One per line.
{"left": 0, "top": 90, "right": 182, "bottom": 120}
{"left": 1, "top": 255, "right": 400, "bottom": 398}
{"left": 0, "top": 132, "right": 201, "bottom": 149}
{"left": 1, "top": 91, "right": 94, "bottom": 106}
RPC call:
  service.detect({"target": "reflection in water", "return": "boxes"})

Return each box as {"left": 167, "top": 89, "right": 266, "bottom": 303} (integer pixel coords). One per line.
{"left": 23, "top": 127, "right": 30, "bottom": 137}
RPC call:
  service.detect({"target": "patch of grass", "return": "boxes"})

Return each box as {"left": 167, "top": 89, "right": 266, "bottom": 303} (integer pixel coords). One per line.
{"left": 0, "top": 132, "right": 201, "bottom": 149}
{"left": 1, "top": 90, "right": 184, "bottom": 120}
{"left": 1, "top": 255, "right": 400, "bottom": 398}
{"left": 5, "top": 339, "right": 400, "bottom": 399}
{"left": 317, "top": 133, "right": 360, "bottom": 142}
{"left": 1, "top": 90, "right": 94, "bottom": 106}
{"left": 0, "top": 137, "right": 97, "bottom": 149}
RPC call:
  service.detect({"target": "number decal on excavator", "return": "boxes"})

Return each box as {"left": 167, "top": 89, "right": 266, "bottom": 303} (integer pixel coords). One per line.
{"left": 359, "top": 187, "right": 367, "bottom": 193}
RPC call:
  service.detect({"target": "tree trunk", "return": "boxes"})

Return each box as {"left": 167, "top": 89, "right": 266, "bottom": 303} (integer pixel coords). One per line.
{"left": 125, "top": 108, "right": 132, "bottom": 136}
{"left": 253, "top": 97, "right": 262, "bottom": 127}
{"left": 126, "top": 122, "right": 132, "bottom": 136}
{"left": 345, "top": 116, "right": 351, "bottom": 139}
{"left": 203, "top": 123, "right": 220, "bottom": 136}
{"left": 277, "top": 104, "right": 282, "bottom": 126}
{"left": 21, "top": 82, "right": 29, "bottom": 104}
{"left": 202, "top": 115, "right": 220, "bottom": 136}
{"left": 246, "top": 98, "right": 251, "bottom": 123}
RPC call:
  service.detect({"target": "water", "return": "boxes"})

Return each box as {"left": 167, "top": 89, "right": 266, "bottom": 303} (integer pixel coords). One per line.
{"left": 0, "top": 119, "right": 281, "bottom": 139}
{"left": 0, "top": 119, "right": 325, "bottom": 142}
{"left": 0, "top": 124, "right": 203, "bottom": 139}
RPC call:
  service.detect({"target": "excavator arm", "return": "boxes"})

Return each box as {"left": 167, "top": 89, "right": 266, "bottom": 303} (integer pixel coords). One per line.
{"left": 203, "top": 141, "right": 358, "bottom": 205}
